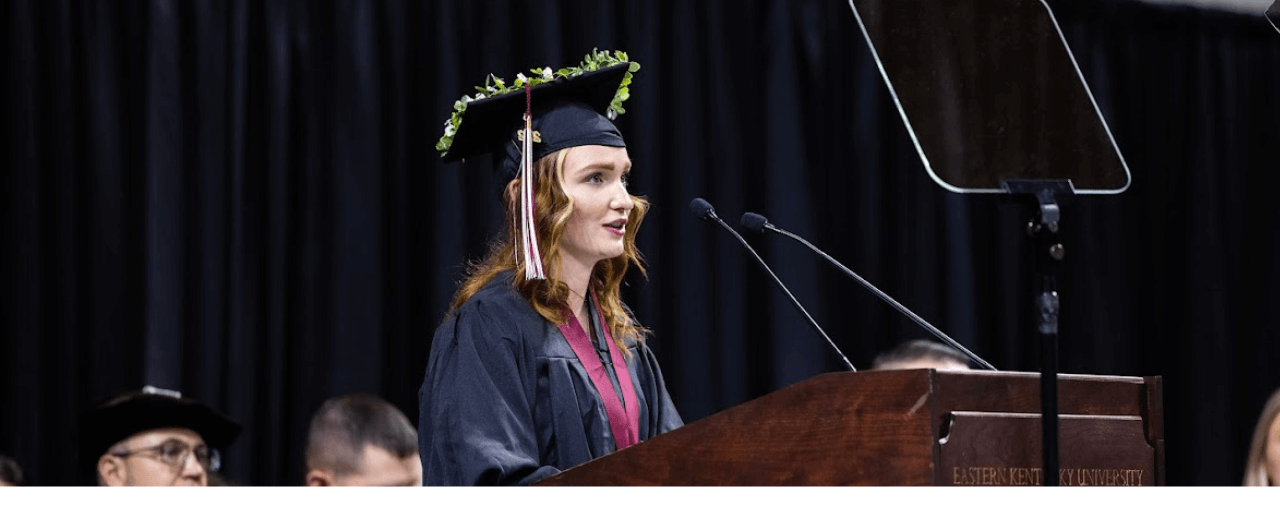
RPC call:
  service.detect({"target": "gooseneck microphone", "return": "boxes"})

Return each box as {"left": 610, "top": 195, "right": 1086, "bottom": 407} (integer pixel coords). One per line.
{"left": 689, "top": 198, "right": 856, "bottom": 372}
{"left": 741, "top": 212, "right": 997, "bottom": 371}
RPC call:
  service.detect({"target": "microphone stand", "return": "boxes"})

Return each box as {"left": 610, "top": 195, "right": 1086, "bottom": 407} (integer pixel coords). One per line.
{"left": 747, "top": 215, "right": 996, "bottom": 372}
{"left": 691, "top": 199, "right": 857, "bottom": 372}
{"left": 752, "top": 221, "right": 993, "bottom": 373}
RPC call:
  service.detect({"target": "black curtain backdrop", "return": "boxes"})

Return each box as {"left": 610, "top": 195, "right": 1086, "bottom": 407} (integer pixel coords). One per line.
{"left": 4, "top": 0, "right": 1278, "bottom": 486}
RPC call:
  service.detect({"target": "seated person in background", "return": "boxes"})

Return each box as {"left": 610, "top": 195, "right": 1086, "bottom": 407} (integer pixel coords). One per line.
{"left": 871, "top": 339, "right": 973, "bottom": 371}
{"left": 304, "top": 393, "right": 422, "bottom": 487}
{"left": 1243, "top": 387, "right": 1280, "bottom": 486}
{"left": 79, "top": 386, "right": 241, "bottom": 486}
{"left": 0, "top": 455, "right": 25, "bottom": 486}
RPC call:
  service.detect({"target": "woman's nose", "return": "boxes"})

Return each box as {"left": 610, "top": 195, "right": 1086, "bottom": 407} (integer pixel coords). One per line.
{"left": 611, "top": 181, "right": 634, "bottom": 212}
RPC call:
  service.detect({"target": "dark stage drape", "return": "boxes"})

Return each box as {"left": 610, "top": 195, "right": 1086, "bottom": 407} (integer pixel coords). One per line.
{"left": 4, "top": 0, "right": 1279, "bottom": 486}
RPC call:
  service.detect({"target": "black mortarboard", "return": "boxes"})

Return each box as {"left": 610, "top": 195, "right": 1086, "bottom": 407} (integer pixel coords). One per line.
{"left": 435, "top": 51, "right": 639, "bottom": 280}
{"left": 441, "top": 62, "right": 630, "bottom": 178}
{"left": 77, "top": 386, "right": 242, "bottom": 477}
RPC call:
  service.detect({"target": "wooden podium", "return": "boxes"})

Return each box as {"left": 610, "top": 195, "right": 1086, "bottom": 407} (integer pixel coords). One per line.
{"left": 536, "top": 369, "right": 1163, "bottom": 486}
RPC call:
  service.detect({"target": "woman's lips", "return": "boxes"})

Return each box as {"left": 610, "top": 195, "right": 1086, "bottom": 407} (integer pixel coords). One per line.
{"left": 604, "top": 219, "right": 627, "bottom": 236}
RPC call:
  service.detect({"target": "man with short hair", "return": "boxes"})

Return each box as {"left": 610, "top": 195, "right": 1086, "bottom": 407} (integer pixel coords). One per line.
{"left": 304, "top": 393, "right": 422, "bottom": 486}
{"left": 78, "top": 386, "right": 241, "bottom": 486}
{"left": 0, "top": 455, "right": 24, "bottom": 486}
{"left": 871, "top": 339, "right": 973, "bottom": 371}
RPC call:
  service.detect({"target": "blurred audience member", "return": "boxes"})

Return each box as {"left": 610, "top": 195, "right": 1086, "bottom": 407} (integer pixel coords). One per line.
{"left": 1244, "top": 388, "right": 1280, "bottom": 486}
{"left": 79, "top": 386, "right": 241, "bottom": 486}
{"left": 871, "top": 339, "right": 972, "bottom": 371}
{"left": 305, "top": 393, "right": 422, "bottom": 486}
{"left": 0, "top": 455, "right": 24, "bottom": 486}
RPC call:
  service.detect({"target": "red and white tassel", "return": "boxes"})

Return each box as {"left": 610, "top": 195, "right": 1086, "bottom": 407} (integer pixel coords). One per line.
{"left": 519, "top": 84, "right": 545, "bottom": 280}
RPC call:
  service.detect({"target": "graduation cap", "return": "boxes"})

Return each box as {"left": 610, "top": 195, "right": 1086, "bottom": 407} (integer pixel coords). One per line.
{"left": 77, "top": 386, "right": 242, "bottom": 477}
{"left": 436, "top": 51, "right": 639, "bottom": 280}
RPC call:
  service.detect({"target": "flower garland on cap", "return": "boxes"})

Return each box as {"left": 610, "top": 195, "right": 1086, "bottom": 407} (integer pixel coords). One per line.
{"left": 435, "top": 49, "right": 639, "bottom": 155}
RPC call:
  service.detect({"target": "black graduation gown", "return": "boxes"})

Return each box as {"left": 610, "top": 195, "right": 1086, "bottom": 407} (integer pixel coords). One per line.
{"left": 418, "top": 272, "right": 683, "bottom": 485}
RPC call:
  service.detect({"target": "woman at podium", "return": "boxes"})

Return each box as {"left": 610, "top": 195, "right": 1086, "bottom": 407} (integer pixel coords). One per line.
{"left": 417, "top": 51, "right": 683, "bottom": 485}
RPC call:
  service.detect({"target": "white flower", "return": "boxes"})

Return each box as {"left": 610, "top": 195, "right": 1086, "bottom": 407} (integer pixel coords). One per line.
{"left": 542, "top": 67, "right": 554, "bottom": 80}
{"left": 475, "top": 94, "right": 486, "bottom": 100}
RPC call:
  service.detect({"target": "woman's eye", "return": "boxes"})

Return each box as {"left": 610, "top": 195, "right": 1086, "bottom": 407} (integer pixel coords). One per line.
{"left": 587, "top": 173, "right": 603, "bottom": 183}
{"left": 621, "top": 173, "right": 630, "bottom": 187}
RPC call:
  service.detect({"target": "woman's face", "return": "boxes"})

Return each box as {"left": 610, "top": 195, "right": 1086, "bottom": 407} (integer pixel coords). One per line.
{"left": 558, "top": 145, "right": 634, "bottom": 272}
{"left": 1267, "top": 412, "right": 1280, "bottom": 485}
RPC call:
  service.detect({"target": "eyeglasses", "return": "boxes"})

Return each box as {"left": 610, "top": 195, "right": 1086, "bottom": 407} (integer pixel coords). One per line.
{"left": 112, "top": 439, "right": 222, "bottom": 473}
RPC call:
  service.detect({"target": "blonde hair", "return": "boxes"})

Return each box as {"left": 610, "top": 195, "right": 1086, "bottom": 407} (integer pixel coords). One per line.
{"left": 1243, "top": 388, "right": 1280, "bottom": 486}
{"left": 449, "top": 147, "right": 649, "bottom": 355}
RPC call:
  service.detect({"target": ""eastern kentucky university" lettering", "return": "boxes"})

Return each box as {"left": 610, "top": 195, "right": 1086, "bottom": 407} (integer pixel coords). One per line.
{"left": 952, "top": 467, "right": 1145, "bottom": 486}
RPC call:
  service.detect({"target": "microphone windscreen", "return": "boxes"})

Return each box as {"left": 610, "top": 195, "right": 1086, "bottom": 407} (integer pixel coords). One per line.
{"left": 741, "top": 212, "right": 769, "bottom": 233}
{"left": 689, "top": 198, "right": 715, "bottom": 220}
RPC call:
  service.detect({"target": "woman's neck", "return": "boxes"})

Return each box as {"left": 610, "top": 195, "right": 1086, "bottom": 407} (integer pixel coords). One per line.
{"left": 560, "top": 257, "right": 594, "bottom": 326}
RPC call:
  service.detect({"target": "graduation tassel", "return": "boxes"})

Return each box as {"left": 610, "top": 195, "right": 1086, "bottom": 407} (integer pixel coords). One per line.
{"left": 519, "top": 82, "right": 546, "bottom": 280}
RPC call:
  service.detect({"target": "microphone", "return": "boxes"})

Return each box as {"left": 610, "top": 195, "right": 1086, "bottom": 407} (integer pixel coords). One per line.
{"left": 689, "top": 198, "right": 856, "bottom": 372}
{"left": 741, "top": 212, "right": 997, "bottom": 371}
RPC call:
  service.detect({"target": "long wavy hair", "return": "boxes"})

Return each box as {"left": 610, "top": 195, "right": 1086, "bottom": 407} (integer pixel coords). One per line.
{"left": 1243, "top": 388, "right": 1280, "bottom": 486}
{"left": 449, "top": 147, "right": 649, "bottom": 356}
